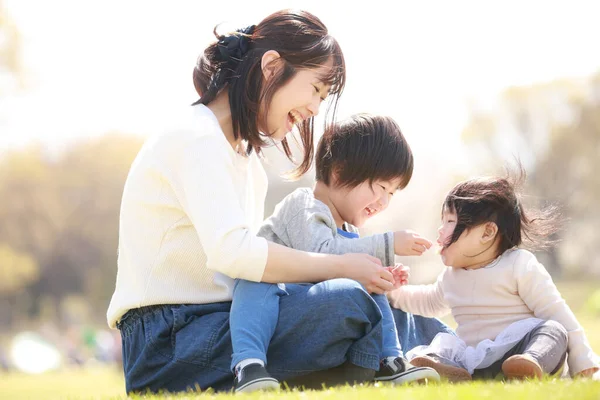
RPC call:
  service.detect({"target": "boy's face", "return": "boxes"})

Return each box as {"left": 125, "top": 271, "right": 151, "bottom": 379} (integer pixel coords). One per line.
{"left": 330, "top": 178, "right": 403, "bottom": 228}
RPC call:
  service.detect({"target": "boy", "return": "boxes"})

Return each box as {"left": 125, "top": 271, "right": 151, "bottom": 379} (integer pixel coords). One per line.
{"left": 231, "top": 114, "right": 440, "bottom": 392}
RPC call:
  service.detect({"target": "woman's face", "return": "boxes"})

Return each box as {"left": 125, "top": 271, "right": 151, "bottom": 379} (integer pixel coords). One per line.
{"left": 261, "top": 58, "right": 333, "bottom": 142}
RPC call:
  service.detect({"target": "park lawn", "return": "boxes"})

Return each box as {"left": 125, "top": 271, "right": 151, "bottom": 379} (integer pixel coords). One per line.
{"left": 1, "top": 281, "right": 599, "bottom": 399}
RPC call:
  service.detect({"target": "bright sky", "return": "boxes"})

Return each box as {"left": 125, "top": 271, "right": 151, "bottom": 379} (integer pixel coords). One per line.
{"left": 2, "top": 0, "right": 599, "bottom": 280}
{"left": 2, "top": 0, "right": 600, "bottom": 163}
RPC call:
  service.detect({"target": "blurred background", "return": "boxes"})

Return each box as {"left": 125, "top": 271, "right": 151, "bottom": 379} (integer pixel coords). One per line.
{"left": 1, "top": 0, "right": 599, "bottom": 387}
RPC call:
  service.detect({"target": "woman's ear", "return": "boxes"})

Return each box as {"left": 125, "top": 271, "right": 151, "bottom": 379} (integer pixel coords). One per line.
{"left": 261, "top": 50, "right": 281, "bottom": 80}
{"left": 481, "top": 222, "right": 498, "bottom": 244}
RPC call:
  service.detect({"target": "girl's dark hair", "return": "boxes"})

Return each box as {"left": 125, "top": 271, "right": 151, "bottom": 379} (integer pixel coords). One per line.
{"left": 193, "top": 9, "right": 345, "bottom": 178}
{"left": 442, "top": 165, "right": 561, "bottom": 254}
{"left": 315, "top": 114, "right": 414, "bottom": 190}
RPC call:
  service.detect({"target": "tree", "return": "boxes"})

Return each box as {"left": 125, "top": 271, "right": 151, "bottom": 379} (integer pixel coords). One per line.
{"left": 0, "top": 134, "right": 144, "bottom": 329}
{"left": 462, "top": 72, "right": 600, "bottom": 277}
{"left": 0, "top": 0, "right": 23, "bottom": 95}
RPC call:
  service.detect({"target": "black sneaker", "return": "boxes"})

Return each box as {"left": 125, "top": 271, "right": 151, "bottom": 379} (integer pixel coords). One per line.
{"left": 374, "top": 357, "right": 441, "bottom": 384}
{"left": 234, "top": 363, "right": 280, "bottom": 393}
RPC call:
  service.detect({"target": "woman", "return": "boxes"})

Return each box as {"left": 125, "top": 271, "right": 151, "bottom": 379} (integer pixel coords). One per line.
{"left": 107, "top": 9, "right": 452, "bottom": 393}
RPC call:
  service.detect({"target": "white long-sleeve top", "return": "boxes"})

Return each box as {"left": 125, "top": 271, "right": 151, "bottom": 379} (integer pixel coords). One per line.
{"left": 388, "top": 248, "right": 599, "bottom": 375}
{"left": 107, "top": 104, "right": 269, "bottom": 328}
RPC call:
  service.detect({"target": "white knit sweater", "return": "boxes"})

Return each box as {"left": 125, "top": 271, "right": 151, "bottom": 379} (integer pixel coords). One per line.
{"left": 107, "top": 104, "right": 269, "bottom": 328}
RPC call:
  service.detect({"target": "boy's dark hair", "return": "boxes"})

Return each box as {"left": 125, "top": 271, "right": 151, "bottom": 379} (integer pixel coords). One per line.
{"left": 193, "top": 9, "right": 345, "bottom": 178}
{"left": 315, "top": 114, "right": 413, "bottom": 190}
{"left": 442, "top": 165, "right": 561, "bottom": 254}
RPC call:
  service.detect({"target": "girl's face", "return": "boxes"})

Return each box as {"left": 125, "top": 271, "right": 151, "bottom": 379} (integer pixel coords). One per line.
{"left": 261, "top": 59, "right": 333, "bottom": 142}
{"left": 330, "top": 178, "right": 403, "bottom": 228}
{"left": 437, "top": 209, "right": 494, "bottom": 269}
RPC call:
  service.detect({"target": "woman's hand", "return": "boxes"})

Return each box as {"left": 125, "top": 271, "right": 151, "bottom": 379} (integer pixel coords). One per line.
{"left": 337, "top": 253, "right": 394, "bottom": 294}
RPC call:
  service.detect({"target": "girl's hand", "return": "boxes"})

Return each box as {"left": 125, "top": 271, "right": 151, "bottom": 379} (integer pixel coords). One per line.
{"left": 385, "top": 263, "right": 410, "bottom": 289}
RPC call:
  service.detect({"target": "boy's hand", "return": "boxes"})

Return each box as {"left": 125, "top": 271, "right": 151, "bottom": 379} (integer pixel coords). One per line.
{"left": 394, "top": 230, "right": 433, "bottom": 256}
{"left": 385, "top": 263, "right": 410, "bottom": 289}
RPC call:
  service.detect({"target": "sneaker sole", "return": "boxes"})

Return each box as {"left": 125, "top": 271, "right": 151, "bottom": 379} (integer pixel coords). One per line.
{"left": 502, "top": 356, "right": 543, "bottom": 380}
{"left": 410, "top": 356, "right": 472, "bottom": 382}
{"left": 235, "top": 377, "right": 280, "bottom": 393}
{"left": 375, "top": 366, "right": 441, "bottom": 384}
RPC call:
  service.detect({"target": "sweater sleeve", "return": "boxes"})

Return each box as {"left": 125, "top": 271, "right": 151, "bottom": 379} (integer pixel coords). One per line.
{"left": 282, "top": 205, "right": 394, "bottom": 266}
{"left": 170, "top": 132, "right": 268, "bottom": 282}
{"left": 387, "top": 272, "right": 451, "bottom": 318}
{"left": 515, "top": 252, "right": 599, "bottom": 376}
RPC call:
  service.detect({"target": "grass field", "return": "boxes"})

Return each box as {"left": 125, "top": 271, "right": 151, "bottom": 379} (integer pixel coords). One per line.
{"left": 1, "top": 368, "right": 599, "bottom": 400}
{"left": 1, "top": 281, "right": 599, "bottom": 400}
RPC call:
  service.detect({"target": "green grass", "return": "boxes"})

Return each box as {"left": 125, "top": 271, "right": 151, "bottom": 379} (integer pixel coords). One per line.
{"left": 1, "top": 369, "right": 599, "bottom": 400}
{"left": 1, "top": 281, "right": 599, "bottom": 400}
{"left": 0, "top": 366, "right": 124, "bottom": 399}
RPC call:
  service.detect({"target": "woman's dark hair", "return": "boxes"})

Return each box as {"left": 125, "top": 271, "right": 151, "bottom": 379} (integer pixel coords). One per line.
{"left": 442, "top": 165, "right": 561, "bottom": 254}
{"left": 193, "top": 9, "right": 345, "bottom": 178}
{"left": 315, "top": 114, "right": 414, "bottom": 190}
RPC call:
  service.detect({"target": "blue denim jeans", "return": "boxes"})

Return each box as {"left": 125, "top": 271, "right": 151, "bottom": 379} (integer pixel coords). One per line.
{"left": 118, "top": 279, "right": 383, "bottom": 393}
{"left": 118, "top": 278, "right": 453, "bottom": 393}
{"left": 230, "top": 280, "right": 402, "bottom": 371}
{"left": 391, "top": 305, "right": 455, "bottom": 353}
